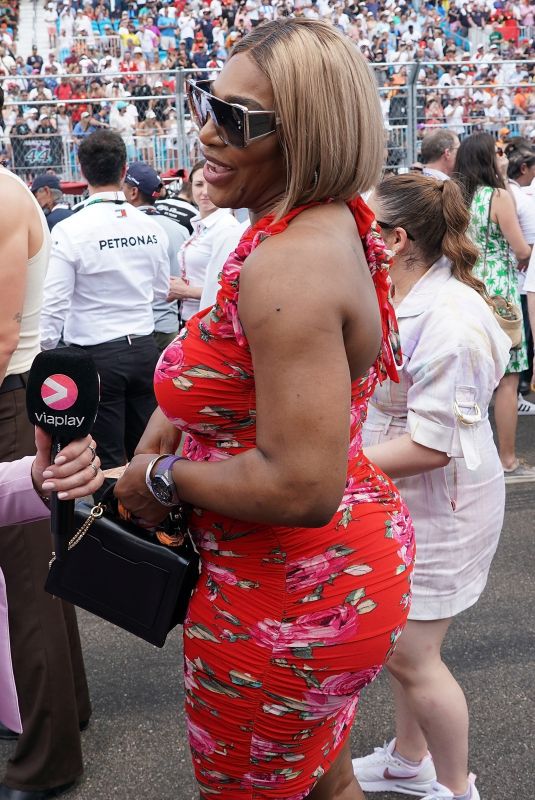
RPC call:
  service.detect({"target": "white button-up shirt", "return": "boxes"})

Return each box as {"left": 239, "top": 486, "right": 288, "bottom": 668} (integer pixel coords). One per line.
{"left": 40, "top": 191, "right": 170, "bottom": 349}
{"left": 369, "top": 257, "right": 511, "bottom": 470}
{"left": 178, "top": 207, "right": 247, "bottom": 320}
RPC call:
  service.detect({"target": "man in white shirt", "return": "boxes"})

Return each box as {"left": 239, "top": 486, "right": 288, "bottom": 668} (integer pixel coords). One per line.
{"left": 40, "top": 130, "right": 170, "bottom": 474}
{"left": 420, "top": 128, "right": 460, "bottom": 181}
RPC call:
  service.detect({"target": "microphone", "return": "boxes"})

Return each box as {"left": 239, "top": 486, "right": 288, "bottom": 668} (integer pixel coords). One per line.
{"left": 26, "top": 348, "right": 100, "bottom": 561}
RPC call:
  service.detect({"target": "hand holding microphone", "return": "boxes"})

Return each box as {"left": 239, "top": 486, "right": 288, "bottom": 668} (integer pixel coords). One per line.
{"left": 26, "top": 347, "right": 100, "bottom": 560}
{"left": 32, "top": 428, "right": 103, "bottom": 502}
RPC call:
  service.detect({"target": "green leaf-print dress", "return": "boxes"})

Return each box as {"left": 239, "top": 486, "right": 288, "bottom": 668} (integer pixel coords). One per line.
{"left": 469, "top": 185, "right": 528, "bottom": 374}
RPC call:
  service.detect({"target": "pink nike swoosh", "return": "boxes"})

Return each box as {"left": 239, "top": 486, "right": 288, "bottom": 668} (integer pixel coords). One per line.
{"left": 383, "top": 767, "right": 420, "bottom": 780}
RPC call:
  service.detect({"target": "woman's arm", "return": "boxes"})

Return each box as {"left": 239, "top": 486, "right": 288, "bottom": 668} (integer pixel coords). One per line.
{"left": 117, "top": 215, "right": 379, "bottom": 527}
{"left": 493, "top": 188, "right": 532, "bottom": 263}
{"left": 365, "top": 434, "right": 450, "bottom": 480}
{"left": 167, "top": 276, "right": 202, "bottom": 301}
{"left": 0, "top": 430, "right": 103, "bottom": 528}
{"left": 0, "top": 182, "right": 29, "bottom": 382}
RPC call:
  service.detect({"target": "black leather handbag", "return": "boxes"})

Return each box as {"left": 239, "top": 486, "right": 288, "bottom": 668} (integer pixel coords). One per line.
{"left": 45, "top": 484, "right": 200, "bottom": 647}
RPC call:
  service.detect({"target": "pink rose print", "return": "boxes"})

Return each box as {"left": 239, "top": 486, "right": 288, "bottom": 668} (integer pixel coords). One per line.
{"left": 206, "top": 564, "right": 239, "bottom": 586}
{"left": 287, "top": 551, "right": 349, "bottom": 593}
{"left": 300, "top": 691, "right": 354, "bottom": 721}
{"left": 154, "top": 340, "right": 185, "bottom": 384}
{"left": 225, "top": 299, "right": 246, "bottom": 345}
{"left": 338, "top": 477, "right": 383, "bottom": 511}
{"left": 183, "top": 656, "right": 200, "bottom": 694}
{"left": 187, "top": 718, "right": 218, "bottom": 756}
{"left": 302, "top": 669, "right": 380, "bottom": 722}
{"left": 251, "top": 735, "right": 296, "bottom": 760}
{"left": 348, "top": 407, "right": 363, "bottom": 459}
{"left": 222, "top": 259, "right": 242, "bottom": 285}
{"left": 388, "top": 506, "right": 415, "bottom": 567}
{"left": 192, "top": 530, "right": 218, "bottom": 552}
{"left": 213, "top": 319, "right": 236, "bottom": 338}
{"left": 251, "top": 606, "right": 359, "bottom": 652}
{"left": 183, "top": 435, "right": 230, "bottom": 462}
{"left": 332, "top": 696, "right": 359, "bottom": 748}
{"left": 320, "top": 667, "right": 382, "bottom": 696}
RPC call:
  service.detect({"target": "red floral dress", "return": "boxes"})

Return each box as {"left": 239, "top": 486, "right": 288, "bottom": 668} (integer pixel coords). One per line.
{"left": 154, "top": 198, "right": 414, "bottom": 800}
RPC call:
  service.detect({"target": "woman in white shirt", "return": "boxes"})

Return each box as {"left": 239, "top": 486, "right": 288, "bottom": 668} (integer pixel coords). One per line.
{"left": 353, "top": 175, "right": 510, "bottom": 800}
{"left": 167, "top": 160, "right": 245, "bottom": 321}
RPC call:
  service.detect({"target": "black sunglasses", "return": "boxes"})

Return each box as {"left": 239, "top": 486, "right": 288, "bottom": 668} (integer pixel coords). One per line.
{"left": 186, "top": 78, "right": 278, "bottom": 149}
{"left": 377, "top": 219, "right": 414, "bottom": 241}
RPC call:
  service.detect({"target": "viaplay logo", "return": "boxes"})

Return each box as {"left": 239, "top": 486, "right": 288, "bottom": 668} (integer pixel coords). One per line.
{"left": 41, "top": 374, "right": 79, "bottom": 411}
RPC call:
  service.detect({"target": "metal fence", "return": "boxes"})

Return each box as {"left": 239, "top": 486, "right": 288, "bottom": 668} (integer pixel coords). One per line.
{"left": 1, "top": 61, "right": 533, "bottom": 185}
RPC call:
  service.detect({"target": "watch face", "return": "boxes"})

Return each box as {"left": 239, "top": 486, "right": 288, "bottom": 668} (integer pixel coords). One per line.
{"left": 152, "top": 475, "right": 173, "bottom": 504}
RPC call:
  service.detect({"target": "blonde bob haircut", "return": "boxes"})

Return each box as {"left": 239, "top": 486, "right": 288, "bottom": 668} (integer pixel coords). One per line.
{"left": 231, "top": 18, "right": 384, "bottom": 219}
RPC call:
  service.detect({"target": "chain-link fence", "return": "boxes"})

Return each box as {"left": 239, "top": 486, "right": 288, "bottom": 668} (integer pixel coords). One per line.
{"left": 1, "top": 61, "right": 533, "bottom": 185}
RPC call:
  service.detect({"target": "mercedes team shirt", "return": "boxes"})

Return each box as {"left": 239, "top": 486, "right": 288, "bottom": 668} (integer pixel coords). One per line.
{"left": 40, "top": 191, "right": 171, "bottom": 349}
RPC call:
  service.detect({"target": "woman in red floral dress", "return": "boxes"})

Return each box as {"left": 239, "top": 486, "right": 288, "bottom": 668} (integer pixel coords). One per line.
{"left": 116, "top": 19, "right": 414, "bottom": 800}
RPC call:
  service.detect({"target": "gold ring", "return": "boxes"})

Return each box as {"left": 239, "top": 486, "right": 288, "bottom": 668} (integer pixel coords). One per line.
{"left": 88, "top": 444, "right": 97, "bottom": 462}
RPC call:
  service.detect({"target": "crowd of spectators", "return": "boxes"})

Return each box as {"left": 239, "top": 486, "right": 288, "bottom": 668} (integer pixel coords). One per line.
{"left": 0, "top": 0, "right": 534, "bottom": 177}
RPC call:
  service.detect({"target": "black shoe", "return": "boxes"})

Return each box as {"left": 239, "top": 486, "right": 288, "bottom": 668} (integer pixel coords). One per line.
{"left": 0, "top": 723, "right": 18, "bottom": 741}
{"left": 0, "top": 781, "right": 75, "bottom": 799}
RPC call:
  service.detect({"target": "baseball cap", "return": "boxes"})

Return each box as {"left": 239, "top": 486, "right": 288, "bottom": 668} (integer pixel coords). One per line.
{"left": 81, "top": 111, "right": 91, "bottom": 118}
{"left": 31, "top": 173, "right": 61, "bottom": 193}
{"left": 116, "top": 100, "right": 128, "bottom": 109}
{"left": 124, "top": 162, "right": 162, "bottom": 197}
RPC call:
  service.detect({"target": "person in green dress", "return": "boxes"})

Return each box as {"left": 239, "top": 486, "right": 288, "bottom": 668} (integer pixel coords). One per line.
{"left": 455, "top": 132, "right": 535, "bottom": 482}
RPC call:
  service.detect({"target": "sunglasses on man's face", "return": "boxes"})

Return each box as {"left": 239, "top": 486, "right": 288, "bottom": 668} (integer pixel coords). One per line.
{"left": 186, "top": 79, "right": 278, "bottom": 149}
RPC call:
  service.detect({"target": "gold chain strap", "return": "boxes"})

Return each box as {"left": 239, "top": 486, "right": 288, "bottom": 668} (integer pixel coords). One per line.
{"left": 49, "top": 503, "right": 105, "bottom": 568}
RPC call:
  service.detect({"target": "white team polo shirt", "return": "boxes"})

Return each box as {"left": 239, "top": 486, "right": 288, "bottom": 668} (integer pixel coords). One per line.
{"left": 40, "top": 191, "right": 170, "bottom": 349}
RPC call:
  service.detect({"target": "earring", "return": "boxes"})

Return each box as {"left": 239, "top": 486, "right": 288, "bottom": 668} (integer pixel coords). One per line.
{"left": 312, "top": 169, "right": 319, "bottom": 190}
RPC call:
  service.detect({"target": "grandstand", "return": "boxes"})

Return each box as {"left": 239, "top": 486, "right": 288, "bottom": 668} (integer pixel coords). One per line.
{"left": 0, "top": 0, "right": 533, "bottom": 182}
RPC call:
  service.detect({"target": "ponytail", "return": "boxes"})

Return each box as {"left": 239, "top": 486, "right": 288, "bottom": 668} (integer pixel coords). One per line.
{"left": 441, "top": 180, "right": 490, "bottom": 302}
{"left": 375, "top": 174, "right": 490, "bottom": 304}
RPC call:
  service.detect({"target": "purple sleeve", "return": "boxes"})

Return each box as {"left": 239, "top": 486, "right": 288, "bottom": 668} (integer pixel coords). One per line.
{"left": 0, "top": 457, "right": 50, "bottom": 527}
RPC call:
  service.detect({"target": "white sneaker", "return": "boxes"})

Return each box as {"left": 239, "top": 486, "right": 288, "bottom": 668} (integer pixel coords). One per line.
{"left": 517, "top": 394, "right": 535, "bottom": 415}
{"left": 352, "top": 738, "right": 436, "bottom": 796}
{"left": 421, "top": 774, "right": 480, "bottom": 800}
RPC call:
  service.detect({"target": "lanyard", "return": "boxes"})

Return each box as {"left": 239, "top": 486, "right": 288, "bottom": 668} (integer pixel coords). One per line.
{"left": 83, "top": 192, "right": 126, "bottom": 209}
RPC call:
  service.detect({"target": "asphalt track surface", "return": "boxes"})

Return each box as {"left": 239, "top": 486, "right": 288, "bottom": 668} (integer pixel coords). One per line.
{"left": 1, "top": 415, "right": 534, "bottom": 800}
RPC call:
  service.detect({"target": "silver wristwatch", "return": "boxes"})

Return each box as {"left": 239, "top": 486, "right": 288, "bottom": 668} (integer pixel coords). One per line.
{"left": 145, "top": 454, "right": 182, "bottom": 507}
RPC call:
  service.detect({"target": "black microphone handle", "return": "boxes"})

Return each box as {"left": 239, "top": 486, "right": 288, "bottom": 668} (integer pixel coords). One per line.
{"left": 49, "top": 439, "right": 75, "bottom": 563}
